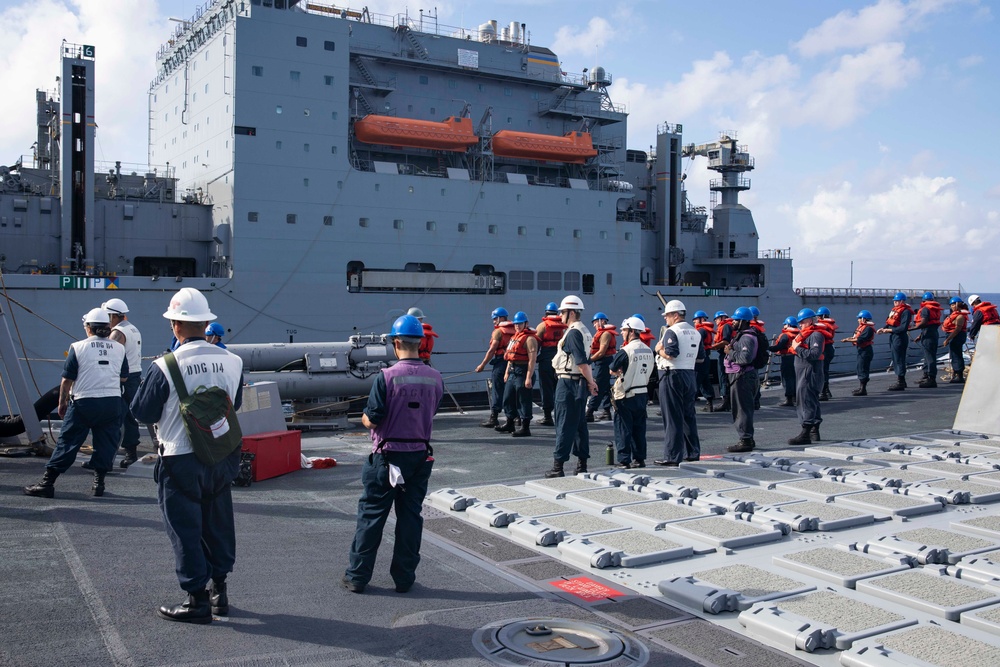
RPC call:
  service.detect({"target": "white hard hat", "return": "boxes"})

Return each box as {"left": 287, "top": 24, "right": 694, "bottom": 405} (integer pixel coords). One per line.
{"left": 82, "top": 308, "right": 110, "bottom": 325}
{"left": 558, "top": 295, "right": 584, "bottom": 311}
{"left": 101, "top": 298, "right": 129, "bottom": 314}
{"left": 162, "top": 287, "right": 216, "bottom": 322}
{"left": 622, "top": 316, "right": 645, "bottom": 332}
{"left": 406, "top": 307, "right": 426, "bottom": 321}
{"left": 664, "top": 299, "right": 686, "bottom": 314}
{"left": 969, "top": 294, "right": 981, "bottom": 307}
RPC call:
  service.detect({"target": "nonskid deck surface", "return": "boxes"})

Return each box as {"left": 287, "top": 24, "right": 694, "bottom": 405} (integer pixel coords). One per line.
{"left": 0, "top": 372, "right": 972, "bottom": 666}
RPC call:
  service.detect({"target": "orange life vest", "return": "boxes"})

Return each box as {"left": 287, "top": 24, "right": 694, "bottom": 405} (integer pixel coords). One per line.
{"left": 638, "top": 328, "right": 655, "bottom": 347}
{"left": 537, "top": 315, "right": 567, "bottom": 348}
{"left": 493, "top": 321, "right": 515, "bottom": 358}
{"left": 816, "top": 317, "right": 837, "bottom": 335}
{"left": 974, "top": 301, "right": 1000, "bottom": 326}
{"left": 913, "top": 301, "right": 943, "bottom": 328}
{"left": 418, "top": 322, "right": 438, "bottom": 360}
{"left": 750, "top": 319, "right": 766, "bottom": 334}
{"left": 775, "top": 327, "right": 798, "bottom": 356}
{"left": 695, "top": 322, "right": 714, "bottom": 348}
{"left": 712, "top": 319, "right": 734, "bottom": 346}
{"left": 885, "top": 303, "right": 914, "bottom": 328}
{"left": 942, "top": 309, "right": 969, "bottom": 333}
{"left": 794, "top": 325, "right": 830, "bottom": 360}
{"left": 853, "top": 322, "right": 874, "bottom": 348}
{"left": 590, "top": 325, "right": 618, "bottom": 357}
{"left": 504, "top": 328, "right": 538, "bottom": 363}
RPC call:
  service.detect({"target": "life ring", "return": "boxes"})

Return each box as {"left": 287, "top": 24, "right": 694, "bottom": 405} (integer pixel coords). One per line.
{"left": 795, "top": 288, "right": 801, "bottom": 295}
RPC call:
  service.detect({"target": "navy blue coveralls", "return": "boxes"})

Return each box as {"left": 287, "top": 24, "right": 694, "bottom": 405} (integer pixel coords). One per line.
{"left": 886, "top": 307, "right": 912, "bottom": 381}
{"left": 794, "top": 328, "right": 826, "bottom": 427}
{"left": 769, "top": 331, "right": 796, "bottom": 400}
{"left": 725, "top": 331, "right": 758, "bottom": 441}
{"left": 658, "top": 330, "right": 701, "bottom": 464}
{"left": 914, "top": 304, "right": 940, "bottom": 380}
{"left": 854, "top": 324, "right": 875, "bottom": 383}
{"left": 610, "top": 346, "right": 649, "bottom": 465}
{"left": 554, "top": 328, "right": 591, "bottom": 463}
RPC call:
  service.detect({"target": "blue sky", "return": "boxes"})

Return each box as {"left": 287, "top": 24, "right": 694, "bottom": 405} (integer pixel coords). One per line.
{"left": 1, "top": 0, "right": 996, "bottom": 291}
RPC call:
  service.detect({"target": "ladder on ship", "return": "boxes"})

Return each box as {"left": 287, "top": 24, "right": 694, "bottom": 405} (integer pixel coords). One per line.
{"left": 0, "top": 302, "right": 44, "bottom": 448}
{"left": 401, "top": 27, "right": 429, "bottom": 60}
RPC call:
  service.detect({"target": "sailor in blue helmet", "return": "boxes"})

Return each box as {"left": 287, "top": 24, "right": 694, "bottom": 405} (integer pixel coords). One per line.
{"left": 814, "top": 307, "right": 838, "bottom": 401}
{"left": 788, "top": 308, "right": 826, "bottom": 445}
{"left": 475, "top": 307, "right": 513, "bottom": 427}
{"left": 707, "top": 310, "right": 736, "bottom": 412}
{"left": 534, "top": 302, "right": 566, "bottom": 425}
{"left": 691, "top": 311, "right": 716, "bottom": 411}
{"left": 586, "top": 311, "right": 617, "bottom": 422}
{"left": 910, "top": 292, "right": 942, "bottom": 388}
{"left": 723, "top": 307, "right": 761, "bottom": 453}
{"left": 842, "top": 311, "right": 876, "bottom": 396}
{"left": 941, "top": 297, "right": 969, "bottom": 383}
{"left": 343, "top": 314, "right": 443, "bottom": 594}
{"left": 877, "top": 292, "right": 914, "bottom": 391}
{"left": 768, "top": 316, "right": 800, "bottom": 407}
{"left": 499, "top": 312, "right": 539, "bottom": 437}
{"left": 205, "top": 322, "right": 227, "bottom": 348}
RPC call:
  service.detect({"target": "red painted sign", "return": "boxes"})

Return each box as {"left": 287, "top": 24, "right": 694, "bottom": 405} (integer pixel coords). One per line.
{"left": 551, "top": 577, "right": 625, "bottom": 602}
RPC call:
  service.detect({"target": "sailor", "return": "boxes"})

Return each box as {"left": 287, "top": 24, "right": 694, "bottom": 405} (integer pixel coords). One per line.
{"left": 707, "top": 311, "right": 735, "bottom": 412}
{"left": 788, "top": 308, "right": 828, "bottom": 445}
{"left": 585, "top": 312, "right": 617, "bottom": 422}
{"left": 500, "top": 312, "right": 539, "bottom": 437}
{"left": 23, "top": 308, "right": 128, "bottom": 499}
{"left": 544, "top": 295, "right": 598, "bottom": 478}
{"left": 610, "top": 317, "right": 654, "bottom": 468}
{"left": 910, "top": 292, "right": 942, "bottom": 388}
{"left": 814, "top": 307, "right": 837, "bottom": 400}
{"left": 407, "top": 307, "right": 438, "bottom": 366}
{"left": 342, "top": 315, "right": 443, "bottom": 595}
{"left": 749, "top": 306, "right": 765, "bottom": 409}
{"left": 632, "top": 313, "right": 658, "bottom": 404}
{"left": 692, "top": 311, "right": 717, "bottom": 411}
{"left": 842, "top": 311, "right": 875, "bottom": 396}
{"left": 941, "top": 297, "right": 969, "bottom": 383}
{"left": 769, "top": 316, "right": 799, "bottom": 407}
{"left": 103, "top": 298, "right": 143, "bottom": 468}
{"left": 130, "top": 288, "right": 244, "bottom": 624}
{"left": 205, "top": 322, "right": 227, "bottom": 348}
{"left": 968, "top": 294, "right": 1000, "bottom": 343}
{"left": 877, "top": 292, "right": 914, "bottom": 391}
{"left": 652, "top": 301, "right": 702, "bottom": 465}
{"left": 723, "top": 307, "right": 759, "bottom": 453}
{"left": 475, "top": 307, "right": 514, "bottom": 428}
{"left": 534, "top": 302, "right": 566, "bottom": 426}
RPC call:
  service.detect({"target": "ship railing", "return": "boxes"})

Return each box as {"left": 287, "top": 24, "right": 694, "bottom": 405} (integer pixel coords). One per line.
{"left": 539, "top": 99, "right": 626, "bottom": 118}
{"left": 797, "top": 287, "right": 961, "bottom": 299}
{"left": 758, "top": 248, "right": 792, "bottom": 260}
{"left": 95, "top": 161, "right": 175, "bottom": 180}
{"left": 709, "top": 177, "right": 751, "bottom": 189}
{"left": 657, "top": 122, "right": 683, "bottom": 136}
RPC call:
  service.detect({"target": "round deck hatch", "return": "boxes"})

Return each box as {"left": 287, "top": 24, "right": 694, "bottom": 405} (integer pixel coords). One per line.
{"left": 472, "top": 617, "right": 649, "bottom": 666}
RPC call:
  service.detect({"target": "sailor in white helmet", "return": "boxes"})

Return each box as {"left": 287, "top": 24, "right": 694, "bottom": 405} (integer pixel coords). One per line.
{"left": 23, "top": 308, "right": 129, "bottom": 499}
{"left": 131, "top": 288, "right": 245, "bottom": 625}
{"left": 102, "top": 298, "right": 143, "bottom": 468}
{"left": 609, "top": 317, "right": 654, "bottom": 468}
{"left": 652, "top": 300, "right": 702, "bottom": 466}
{"left": 544, "top": 295, "right": 598, "bottom": 477}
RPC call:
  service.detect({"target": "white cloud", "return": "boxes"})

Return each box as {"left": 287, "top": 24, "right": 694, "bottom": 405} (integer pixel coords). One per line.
{"left": 958, "top": 54, "right": 984, "bottom": 68}
{"left": 551, "top": 17, "right": 617, "bottom": 59}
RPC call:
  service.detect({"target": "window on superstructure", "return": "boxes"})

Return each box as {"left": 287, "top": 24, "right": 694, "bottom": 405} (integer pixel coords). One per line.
{"left": 419, "top": 75, "right": 429, "bottom": 84}
{"left": 564, "top": 272, "right": 580, "bottom": 290}
{"left": 458, "top": 223, "right": 467, "bottom": 232}
{"left": 504, "top": 87, "right": 512, "bottom": 96}
{"left": 430, "top": 107, "right": 436, "bottom": 115}
{"left": 582, "top": 274, "right": 595, "bottom": 294}
{"left": 290, "top": 71, "right": 300, "bottom": 81}
{"left": 509, "top": 271, "right": 534, "bottom": 290}
{"left": 606, "top": 273, "right": 613, "bottom": 285}
{"left": 426, "top": 221, "right": 436, "bottom": 231}
{"left": 599, "top": 231, "right": 608, "bottom": 240}
{"left": 518, "top": 226, "right": 527, "bottom": 236}
{"left": 359, "top": 217, "right": 369, "bottom": 227}
{"left": 393, "top": 219, "right": 404, "bottom": 230}
{"left": 324, "top": 216, "right": 333, "bottom": 226}
{"left": 303, "top": 143, "right": 310, "bottom": 152}
{"left": 625, "top": 232, "right": 633, "bottom": 241}
{"left": 448, "top": 79, "right": 457, "bottom": 89}
{"left": 331, "top": 111, "right": 338, "bottom": 120}
{"left": 287, "top": 214, "right": 297, "bottom": 224}
{"left": 304, "top": 108, "right": 310, "bottom": 116}
{"left": 507, "top": 117, "right": 512, "bottom": 124}
{"left": 296, "top": 36, "right": 307, "bottom": 47}
{"left": 478, "top": 84, "right": 486, "bottom": 92}
{"left": 303, "top": 178, "right": 309, "bottom": 187}
{"left": 276, "top": 106, "right": 283, "bottom": 114}
{"left": 325, "top": 75, "right": 334, "bottom": 86}
{"left": 204, "top": 84, "right": 209, "bottom": 93}
{"left": 193, "top": 93, "right": 197, "bottom": 102}
{"left": 248, "top": 212, "right": 259, "bottom": 222}
{"left": 488, "top": 224, "right": 498, "bottom": 234}
{"left": 252, "top": 66, "right": 263, "bottom": 77}
{"left": 205, "top": 51, "right": 209, "bottom": 61}
{"left": 573, "top": 229, "right": 582, "bottom": 239}
{"left": 546, "top": 228, "right": 554, "bottom": 237}
{"left": 531, "top": 92, "right": 539, "bottom": 100}
{"left": 331, "top": 146, "right": 338, "bottom": 154}
{"left": 538, "top": 272, "right": 561, "bottom": 290}
{"left": 324, "top": 41, "right": 335, "bottom": 51}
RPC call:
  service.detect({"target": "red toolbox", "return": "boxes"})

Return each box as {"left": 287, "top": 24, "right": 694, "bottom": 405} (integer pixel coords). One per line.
{"left": 241, "top": 430, "right": 301, "bottom": 482}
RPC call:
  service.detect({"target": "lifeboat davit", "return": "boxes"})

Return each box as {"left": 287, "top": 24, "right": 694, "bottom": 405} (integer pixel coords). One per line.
{"left": 492, "top": 130, "right": 598, "bottom": 164}
{"left": 353, "top": 115, "right": 477, "bottom": 152}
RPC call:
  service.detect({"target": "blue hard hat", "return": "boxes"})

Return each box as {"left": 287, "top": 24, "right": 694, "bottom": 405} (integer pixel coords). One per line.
{"left": 713, "top": 310, "right": 728, "bottom": 319}
{"left": 783, "top": 316, "right": 798, "bottom": 328}
{"left": 593, "top": 312, "right": 608, "bottom": 322}
{"left": 732, "top": 307, "right": 753, "bottom": 322}
{"left": 389, "top": 315, "right": 424, "bottom": 339}
{"left": 545, "top": 301, "right": 558, "bottom": 313}
{"left": 857, "top": 310, "right": 872, "bottom": 320}
{"left": 491, "top": 307, "right": 508, "bottom": 319}
{"left": 512, "top": 311, "right": 528, "bottom": 324}
{"left": 797, "top": 308, "right": 816, "bottom": 323}
{"left": 632, "top": 313, "right": 646, "bottom": 322}
{"left": 950, "top": 296, "right": 963, "bottom": 304}
{"left": 893, "top": 291, "right": 907, "bottom": 301}
{"left": 923, "top": 291, "right": 934, "bottom": 301}
{"left": 816, "top": 307, "right": 831, "bottom": 317}
{"left": 693, "top": 310, "right": 708, "bottom": 319}
{"left": 749, "top": 306, "right": 760, "bottom": 317}
{"left": 205, "top": 322, "right": 225, "bottom": 338}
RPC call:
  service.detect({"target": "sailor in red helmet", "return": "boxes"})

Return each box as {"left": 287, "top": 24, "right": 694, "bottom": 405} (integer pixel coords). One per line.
{"left": 910, "top": 292, "right": 942, "bottom": 388}
{"left": 941, "top": 297, "right": 969, "bottom": 383}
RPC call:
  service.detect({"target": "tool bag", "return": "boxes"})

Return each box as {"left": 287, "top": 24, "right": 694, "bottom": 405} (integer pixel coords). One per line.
{"left": 163, "top": 352, "right": 243, "bottom": 466}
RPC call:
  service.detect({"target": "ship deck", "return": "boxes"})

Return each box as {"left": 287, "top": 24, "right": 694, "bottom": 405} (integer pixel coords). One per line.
{"left": 2, "top": 371, "right": 991, "bottom": 667}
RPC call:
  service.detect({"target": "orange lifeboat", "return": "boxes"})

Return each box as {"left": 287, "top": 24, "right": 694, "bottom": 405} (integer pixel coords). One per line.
{"left": 492, "top": 130, "right": 598, "bottom": 164}
{"left": 353, "top": 115, "right": 477, "bottom": 152}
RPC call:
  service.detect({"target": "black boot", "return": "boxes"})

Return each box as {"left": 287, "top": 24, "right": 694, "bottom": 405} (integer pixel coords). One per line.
{"left": 585, "top": 409, "right": 595, "bottom": 423}
{"left": 120, "top": 447, "right": 138, "bottom": 469}
{"left": 573, "top": 458, "right": 588, "bottom": 474}
{"left": 210, "top": 579, "right": 229, "bottom": 616}
{"left": 511, "top": 420, "right": 531, "bottom": 437}
{"left": 544, "top": 459, "right": 564, "bottom": 478}
{"left": 819, "top": 383, "right": 831, "bottom": 401}
{"left": 727, "top": 438, "right": 755, "bottom": 453}
{"left": 852, "top": 381, "right": 868, "bottom": 396}
{"left": 810, "top": 424, "right": 821, "bottom": 441}
{"left": 788, "top": 426, "right": 812, "bottom": 446}
{"left": 887, "top": 378, "right": 906, "bottom": 391}
{"left": 480, "top": 413, "right": 500, "bottom": 428}
{"left": 24, "top": 469, "right": 60, "bottom": 498}
{"left": 918, "top": 377, "right": 937, "bottom": 388}
{"left": 701, "top": 398, "right": 716, "bottom": 413}
{"left": 777, "top": 396, "right": 795, "bottom": 407}
{"left": 950, "top": 371, "right": 965, "bottom": 384}
{"left": 596, "top": 409, "right": 612, "bottom": 422}
{"left": 157, "top": 590, "right": 212, "bottom": 624}
{"left": 92, "top": 471, "right": 107, "bottom": 497}
{"left": 539, "top": 410, "right": 554, "bottom": 426}
{"left": 718, "top": 398, "right": 732, "bottom": 412}
{"left": 495, "top": 418, "right": 516, "bottom": 433}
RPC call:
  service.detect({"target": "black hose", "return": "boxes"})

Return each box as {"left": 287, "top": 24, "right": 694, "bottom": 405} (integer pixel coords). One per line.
{"left": 0, "top": 385, "right": 59, "bottom": 437}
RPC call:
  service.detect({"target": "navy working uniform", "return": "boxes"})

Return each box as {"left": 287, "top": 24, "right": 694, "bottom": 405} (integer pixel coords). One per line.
{"left": 692, "top": 313, "right": 716, "bottom": 410}
{"left": 941, "top": 299, "right": 969, "bottom": 383}
{"left": 912, "top": 294, "right": 942, "bottom": 388}
{"left": 845, "top": 312, "right": 875, "bottom": 396}
{"left": 769, "top": 317, "right": 798, "bottom": 407}
{"left": 723, "top": 315, "right": 759, "bottom": 452}
{"left": 103, "top": 299, "right": 143, "bottom": 466}
{"left": 344, "top": 352, "right": 443, "bottom": 593}
{"left": 535, "top": 305, "right": 567, "bottom": 425}
{"left": 586, "top": 314, "right": 617, "bottom": 421}
{"left": 880, "top": 295, "right": 913, "bottom": 390}
{"left": 789, "top": 309, "right": 826, "bottom": 445}
{"left": 500, "top": 313, "right": 539, "bottom": 437}
{"left": 654, "top": 302, "right": 702, "bottom": 464}
{"left": 476, "top": 308, "right": 513, "bottom": 428}
{"left": 610, "top": 318, "right": 653, "bottom": 467}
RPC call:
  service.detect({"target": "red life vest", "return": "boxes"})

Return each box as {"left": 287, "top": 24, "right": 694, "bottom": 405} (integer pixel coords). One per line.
{"left": 942, "top": 309, "right": 969, "bottom": 333}
{"left": 794, "top": 325, "right": 830, "bottom": 360}
{"left": 712, "top": 319, "right": 734, "bottom": 346}
{"left": 885, "top": 303, "right": 914, "bottom": 328}
{"left": 504, "top": 328, "right": 538, "bottom": 363}
{"left": 775, "top": 327, "right": 798, "bottom": 355}
{"left": 816, "top": 317, "right": 837, "bottom": 335}
{"left": 853, "top": 322, "right": 874, "bottom": 348}
{"left": 638, "top": 328, "right": 655, "bottom": 347}
{"left": 590, "top": 325, "right": 618, "bottom": 357}
{"left": 493, "top": 321, "right": 515, "bottom": 358}
{"left": 913, "top": 301, "right": 943, "bottom": 328}
{"left": 974, "top": 301, "right": 1000, "bottom": 326}
{"left": 537, "top": 315, "right": 567, "bottom": 348}
{"left": 750, "top": 319, "right": 766, "bottom": 334}
{"left": 418, "top": 322, "right": 438, "bottom": 360}
{"left": 695, "top": 322, "right": 714, "bottom": 348}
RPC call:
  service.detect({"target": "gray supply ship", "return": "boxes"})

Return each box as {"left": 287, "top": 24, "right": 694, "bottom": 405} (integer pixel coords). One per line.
{"left": 0, "top": 0, "right": 957, "bottom": 400}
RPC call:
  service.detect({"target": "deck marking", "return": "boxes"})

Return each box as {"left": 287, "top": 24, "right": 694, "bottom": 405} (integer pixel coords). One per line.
{"left": 551, "top": 576, "right": 626, "bottom": 602}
